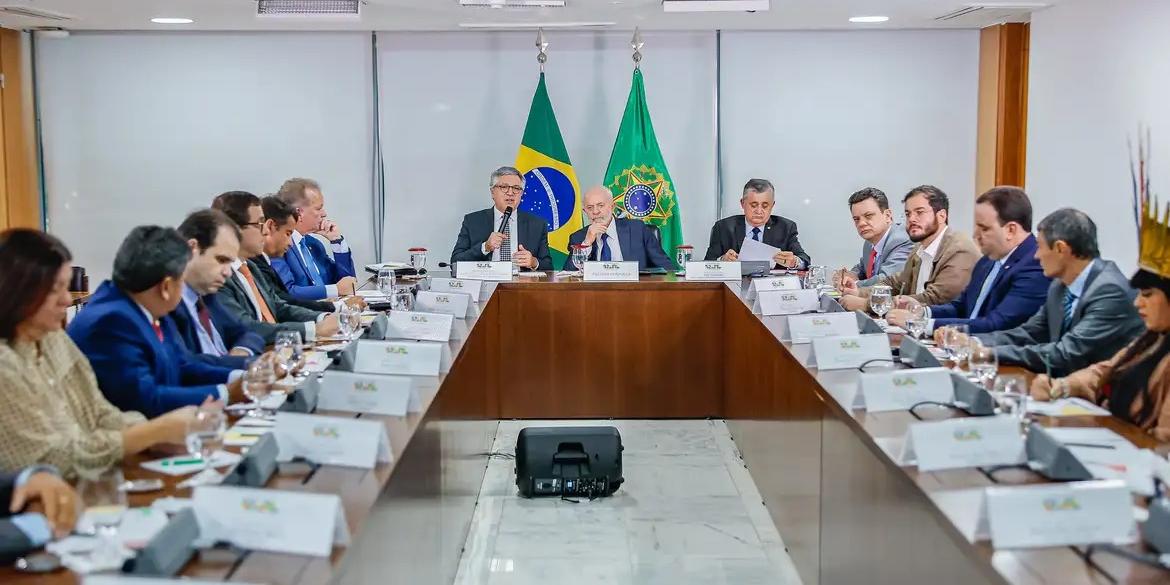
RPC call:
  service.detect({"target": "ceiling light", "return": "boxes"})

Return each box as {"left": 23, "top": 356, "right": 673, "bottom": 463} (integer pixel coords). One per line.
{"left": 151, "top": 17, "right": 194, "bottom": 24}
{"left": 849, "top": 15, "right": 889, "bottom": 23}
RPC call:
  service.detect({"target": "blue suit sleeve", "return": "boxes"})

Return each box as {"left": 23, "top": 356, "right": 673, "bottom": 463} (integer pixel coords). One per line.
{"left": 643, "top": 225, "right": 675, "bottom": 270}
{"left": 271, "top": 254, "right": 330, "bottom": 301}
{"left": 935, "top": 267, "right": 1051, "bottom": 334}
{"left": 329, "top": 246, "right": 357, "bottom": 279}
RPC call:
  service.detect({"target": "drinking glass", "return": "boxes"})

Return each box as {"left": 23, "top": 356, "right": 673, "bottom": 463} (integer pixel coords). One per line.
{"left": 185, "top": 403, "right": 226, "bottom": 484}
{"left": 377, "top": 267, "right": 396, "bottom": 296}
{"left": 967, "top": 339, "right": 999, "bottom": 388}
{"left": 242, "top": 358, "right": 276, "bottom": 418}
{"left": 408, "top": 247, "right": 427, "bottom": 271}
{"left": 993, "top": 374, "right": 1029, "bottom": 430}
{"left": 274, "top": 331, "right": 303, "bottom": 376}
{"left": 807, "top": 265, "right": 828, "bottom": 291}
{"left": 392, "top": 286, "right": 414, "bottom": 312}
{"left": 675, "top": 245, "right": 693, "bottom": 273}
{"left": 77, "top": 468, "right": 128, "bottom": 565}
{"left": 906, "top": 301, "right": 931, "bottom": 340}
{"left": 338, "top": 303, "right": 361, "bottom": 340}
{"left": 571, "top": 244, "right": 591, "bottom": 276}
{"left": 945, "top": 324, "right": 971, "bottom": 368}
{"left": 869, "top": 285, "right": 893, "bottom": 324}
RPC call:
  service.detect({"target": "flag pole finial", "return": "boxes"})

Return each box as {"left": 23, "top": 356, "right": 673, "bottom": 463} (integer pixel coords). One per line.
{"left": 630, "top": 28, "right": 643, "bottom": 69}
{"left": 536, "top": 28, "right": 548, "bottom": 71}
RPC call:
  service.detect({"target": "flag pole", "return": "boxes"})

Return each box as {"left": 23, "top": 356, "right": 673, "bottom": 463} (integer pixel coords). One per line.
{"left": 630, "top": 27, "right": 643, "bottom": 70}
{"left": 536, "top": 28, "right": 548, "bottom": 73}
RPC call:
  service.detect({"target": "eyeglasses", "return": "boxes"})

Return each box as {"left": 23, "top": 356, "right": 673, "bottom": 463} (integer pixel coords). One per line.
{"left": 493, "top": 185, "right": 523, "bottom": 194}
{"left": 242, "top": 219, "right": 266, "bottom": 230}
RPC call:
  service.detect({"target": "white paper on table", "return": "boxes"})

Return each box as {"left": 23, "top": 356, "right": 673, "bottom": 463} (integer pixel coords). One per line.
{"left": 738, "top": 237, "right": 782, "bottom": 262}
{"left": 1026, "top": 397, "right": 1111, "bottom": 417}
{"left": 140, "top": 450, "right": 242, "bottom": 476}
{"left": 117, "top": 507, "right": 170, "bottom": 549}
{"left": 303, "top": 351, "right": 332, "bottom": 373}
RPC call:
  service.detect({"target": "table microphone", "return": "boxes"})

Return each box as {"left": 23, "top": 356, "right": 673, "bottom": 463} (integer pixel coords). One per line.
{"left": 499, "top": 205, "right": 514, "bottom": 232}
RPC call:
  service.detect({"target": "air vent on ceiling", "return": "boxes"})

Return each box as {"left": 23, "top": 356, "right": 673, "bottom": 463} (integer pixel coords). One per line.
{"left": 662, "top": 0, "right": 769, "bottom": 12}
{"left": 0, "top": 5, "right": 73, "bottom": 21}
{"left": 256, "top": 0, "right": 361, "bottom": 16}
{"left": 935, "top": 3, "right": 1049, "bottom": 26}
{"left": 460, "top": 1, "right": 567, "bottom": 7}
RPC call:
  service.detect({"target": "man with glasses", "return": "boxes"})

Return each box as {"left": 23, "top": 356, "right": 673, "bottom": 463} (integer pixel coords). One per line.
{"left": 271, "top": 177, "right": 358, "bottom": 302}
{"left": 450, "top": 166, "right": 552, "bottom": 271}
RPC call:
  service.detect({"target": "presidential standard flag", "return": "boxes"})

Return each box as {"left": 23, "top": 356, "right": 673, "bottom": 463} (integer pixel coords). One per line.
{"left": 603, "top": 68, "right": 683, "bottom": 259}
{"left": 515, "top": 73, "right": 582, "bottom": 268}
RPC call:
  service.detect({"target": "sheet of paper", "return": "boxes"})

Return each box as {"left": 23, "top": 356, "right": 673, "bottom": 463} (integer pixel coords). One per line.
{"left": 1026, "top": 397, "right": 1111, "bottom": 417}
{"left": 738, "top": 237, "right": 781, "bottom": 262}
{"left": 141, "top": 450, "right": 242, "bottom": 476}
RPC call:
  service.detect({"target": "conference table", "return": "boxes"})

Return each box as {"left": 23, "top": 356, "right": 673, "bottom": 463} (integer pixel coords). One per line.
{"left": 5, "top": 273, "right": 1167, "bottom": 585}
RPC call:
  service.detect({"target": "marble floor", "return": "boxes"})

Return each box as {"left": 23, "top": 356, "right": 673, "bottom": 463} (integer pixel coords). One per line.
{"left": 452, "top": 420, "right": 804, "bottom": 585}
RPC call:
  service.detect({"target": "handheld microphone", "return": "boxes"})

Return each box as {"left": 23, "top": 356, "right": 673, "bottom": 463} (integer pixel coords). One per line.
{"left": 498, "top": 206, "right": 514, "bottom": 232}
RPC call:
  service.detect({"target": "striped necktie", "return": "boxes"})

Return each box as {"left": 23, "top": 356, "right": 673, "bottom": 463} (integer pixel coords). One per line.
{"left": 1061, "top": 289, "right": 1077, "bottom": 333}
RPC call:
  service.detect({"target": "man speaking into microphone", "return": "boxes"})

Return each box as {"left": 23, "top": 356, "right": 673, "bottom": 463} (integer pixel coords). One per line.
{"left": 451, "top": 166, "right": 553, "bottom": 271}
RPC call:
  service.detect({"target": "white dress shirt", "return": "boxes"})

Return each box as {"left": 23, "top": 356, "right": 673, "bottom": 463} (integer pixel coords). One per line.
{"left": 481, "top": 207, "right": 519, "bottom": 260}
{"left": 914, "top": 226, "right": 948, "bottom": 295}
{"left": 230, "top": 259, "right": 318, "bottom": 341}
{"left": 591, "top": 219, "right": 624, "bottom": 261}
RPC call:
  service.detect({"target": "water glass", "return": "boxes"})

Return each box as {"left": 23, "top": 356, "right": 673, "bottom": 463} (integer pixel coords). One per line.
{"left": 77, "top": 468, "right": 128, "bottom": 565}
{"left": 242, "top": 358, "right": 276, "bottom": 418}
{"left": 409, "top": 247, "right": 427, "bottom": 271}
{"left": 377, "top": 267, "right": 396, "bottom": 296}
{"left": 339, "top": 303, "right": 361, "bottom": 339}
{"left": 967, "top": 340, "right": 999, "bottom": 388}
{"left": 391, "top": 286, "right": 415, "bottom": 312}
{"left": 943, "top": 324, "right": 970, "bottom": 368}
{"left": 808, "top": 265, "right": 828, "bottom": 291}
{"left": 675, "top": 245, "right": 693, "bottom": 273}
{"left": 274, "top": 331, "right": 303, "bottom": 375}
{"left": 906, "top": 301, "right": 931, "bottom": 340}
{"left": 571, "top": 244, "right": 591, "bottom": 275}
{"left": 993, "top": 374, "right": 1029, "bottom": 429}
{"left": 185, "top": 404, "right": 226, "bottom": 483}
{"left": 869, "top": 285, "right": 893, "bottom": 323}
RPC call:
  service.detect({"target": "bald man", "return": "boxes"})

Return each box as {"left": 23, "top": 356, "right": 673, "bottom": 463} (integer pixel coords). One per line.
{"left": 562, "top": 186, "right": 674, "bottom": 271}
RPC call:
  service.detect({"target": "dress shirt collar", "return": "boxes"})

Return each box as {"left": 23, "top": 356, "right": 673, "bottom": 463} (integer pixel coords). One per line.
{"left": 290, "top": 230, "right": 304, "bottom": 246}
{"left": 918, "top": 225, "right": 948, "bottom": 259}
{"left": 1068, "top": 258, "right": 1097, "bottom": 298}
{"left": 872, "top": 225, "right": 892, "bottom": 252}
{"left": 744, "top": 217, "right": 767, "bottom": 236}
{"left": 181, "top": 283, "right": 201, "bottom": 305}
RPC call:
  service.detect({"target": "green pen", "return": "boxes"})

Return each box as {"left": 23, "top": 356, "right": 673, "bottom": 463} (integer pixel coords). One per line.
{"left": 161, "top": 457, "right": 204, "bottom": 466}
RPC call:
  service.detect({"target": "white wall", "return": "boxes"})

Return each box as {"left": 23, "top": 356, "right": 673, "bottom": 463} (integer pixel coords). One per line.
{"left": 37, "top": 32, "right": 374, "bottom": 283}
{"left": 720, "top": 30, "right": 980, "bottom": 270}
{"left": 1027, "top": 0, "right": 1170, "bottom": 275}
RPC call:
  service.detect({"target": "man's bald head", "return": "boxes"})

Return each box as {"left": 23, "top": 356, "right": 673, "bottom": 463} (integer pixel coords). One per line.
{"left": 582, "top": 186, "right": 615, "bottom": 224}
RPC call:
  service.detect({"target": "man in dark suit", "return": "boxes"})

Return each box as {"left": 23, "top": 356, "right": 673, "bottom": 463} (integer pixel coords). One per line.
{"left": 887, "top": 186, "right": 1051, "bottom": 334}
{"left": 704, "top": 178, "right": 810, "bottom": 269}
{"left": 1, "top": 467, "right": 78, "bottom": 562}
{"left": 68, "top": 226, "right": 243, "bottom": 418}
{"left": 450, "top": 166, "right": 552, "bottom": 271}
{"left": 270, "top": 178, "right": 359, "bottom": 302}
{"left": 252, "top": 195, "right": 347, "bottom": 313}
{"left": 562, "top": 185, "right": 674, "bottom": 271}
{"left": 166, "top": 209, "right": 265, "bottom": 370}
{"left": 971, "top": 208, "right": 1145, "bottom": 377}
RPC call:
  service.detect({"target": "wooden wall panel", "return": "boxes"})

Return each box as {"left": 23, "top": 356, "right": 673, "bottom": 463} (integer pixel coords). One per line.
{"left": 0, "top": 28, "right": 38, "bottom": 230}
{"left": 976, "top": 23, "right": 1031, "bottom": 195}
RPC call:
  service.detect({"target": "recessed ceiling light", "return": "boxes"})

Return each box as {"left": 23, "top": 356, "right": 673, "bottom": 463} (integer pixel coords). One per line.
{"left": 151, "top": 17, "right": 194, "bottom": 24}
{"left": 849, "top": 16, "right": 889, "bottom": 23}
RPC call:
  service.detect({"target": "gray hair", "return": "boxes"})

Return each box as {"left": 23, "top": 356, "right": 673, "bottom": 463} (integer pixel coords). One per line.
{"left": 489, "top": 166, "right": 525, "bottom": 189}
{"left": 1037, "top": 208, "right": 1100, "bottom": 259}
{"left": 741, "top": 178, "right": 775, "bottom": 201}
{"left": 276, "top": 177, "right": 321, "bottom": 207}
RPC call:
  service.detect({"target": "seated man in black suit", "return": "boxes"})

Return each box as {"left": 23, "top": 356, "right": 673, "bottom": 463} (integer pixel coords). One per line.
{"left": 1, "top": 467, "right": 78, "bottom": 563}
{"left": 704, "top": 178, "right": 810, "bottom": 269}
{"left": 562, "top": 185, "right": 674, "bottom": 271}
{"left": 450, "top": 166, "right": 552, "bottom": 271}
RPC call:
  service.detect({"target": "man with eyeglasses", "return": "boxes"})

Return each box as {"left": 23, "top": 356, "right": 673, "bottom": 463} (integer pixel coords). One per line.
{"left": 270, "top": 177, "right": 358, "bottom": 302}
{"left": 450, "top": 166, "right": 552, "bottom": 271}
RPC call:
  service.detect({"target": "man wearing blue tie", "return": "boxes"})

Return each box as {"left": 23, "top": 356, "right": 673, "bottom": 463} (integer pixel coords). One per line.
{"left": 270, "top": 179, "right": 358, "bottom": 302}
{"left": 562, "top": 185, "right": 674, "bottom": 271}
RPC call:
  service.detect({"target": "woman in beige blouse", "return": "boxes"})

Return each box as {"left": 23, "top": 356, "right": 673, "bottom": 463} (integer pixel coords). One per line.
{"left": 1031, "top": 268, "right": 1170, "bottom": 441}
{"left": 0, "top": 229, "right": 198, "bottom": 478}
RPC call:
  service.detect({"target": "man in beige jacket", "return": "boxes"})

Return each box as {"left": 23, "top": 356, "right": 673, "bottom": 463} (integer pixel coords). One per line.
{"left": 840, "top": 185, "right": 979, "bottom": 311}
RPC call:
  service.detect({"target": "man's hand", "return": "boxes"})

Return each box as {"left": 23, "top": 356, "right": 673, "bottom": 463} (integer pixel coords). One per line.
{"left": 336, "top": 276, "right": 358, "bottom": 296}
{"left": 582, "top": 222, "right": 607, "bottom": 247}
{"left": 773, "top": 251, "right": 798, "bottom": 269}
{"left": 156, "top": 400, "right": 208, "bottom": 443}
{"left": 343, "top": 296, "right": 367, "bottom": 310}
{"left": 316, "top": 220, "right": 343, "bottom": 241}
{"left": 316, "top": 314, "right": 340, "bottom": 338}
{"left": 484, "top": 232, "right": 506, "bottom": 253}
{"left": 229, "top": 347, "right": 251, "bottom": 358}
{"left": 514, "top": 245, "right": 538, "bottom": 270}
{"left": 840, "top": 294, "right": 868, "bottom": 312}
{"left": 833, "top": 268, "right": 858, "bottom": 290}
{"left": 720, "top": 249, "right": 739, "bottom": 262}
{"left": 840, "top": 281, "right": 860, "bottom": 297}
{"left": 885, "top": 309, "right": 911, "bottom": 327}
{"left": 935, "top": 327, "right": 969, "bottom": 348}
{"left": 1031, "top": 375, "right": 1054, "bottom": 401}
{"left": 11, "top": 472, "right": 78, "bottom": 539}
{"left": 227, "top": 377, "right": 246, "bottom": 403}
{"left": 893, "top": 295, "right": 917, "bottom": 310}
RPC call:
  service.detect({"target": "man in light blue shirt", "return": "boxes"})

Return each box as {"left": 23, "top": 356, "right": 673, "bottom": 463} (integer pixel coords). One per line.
{"left": 2, "top": 466, "right": 77, "bottom": 561}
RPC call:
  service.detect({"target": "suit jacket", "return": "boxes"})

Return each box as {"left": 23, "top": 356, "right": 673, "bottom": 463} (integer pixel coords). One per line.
{"left": 66, "top": 281, "right": 231, "bottom": 418}
{"left": 449, "top": 208, "right": 553, "bottom": 271}
{"left": 216, "top": 260, "right": 325, "bottom": 345}
{"left": 851, "top": 224, "right": 914, "bottom": 287}
{"left": 561, "top": 218, "right": 675, "bottom": 271}
{"left": 703, "top": 214, "right": 811, "bottom": 267}
{"left": 929, "top": 234, "right": 1050, "bottom": 334}
{"left": 0, "top": 471, "right": 35, "bottom": 563}
{"left": 271, "top": 234, "right": 357, "bottom": 301}
{"left": 977, "top": 259, "right": 1145, "bottom": 377}
{"left": 251, "top": 255, "right": 336, "bottom": 313}
{"left": 863, "top": 228, "right": 979, "bottom": 306}
{"left": 166, "top": 293, "right": 264, "bottom": 369}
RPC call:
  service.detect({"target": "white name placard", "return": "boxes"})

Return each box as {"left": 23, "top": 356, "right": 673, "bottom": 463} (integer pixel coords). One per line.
{"left": 193, "top": 485, "right": 349, "bottom": 557}
{"left": 353, "top": 340, "right": 442, "bottom": 376}
{"left": 384, "top": 310, "right": 454, "bottom": 342}
{"left": 977, "top": 480, "right": 1135, "bottom": 549}
{"left": 685, "top": 261, "right": 741, "bottom": 281}
{"left": 274, "top": 412, "right": 391, "bottom": 469}
{"left": 429, "top": 277, "right": 483, "bottom": 302}
{"left": 317, "top": 370, "right": 418, "bottom": 416}
{"left": 808, "top": 334, "right": 891, "bottom": 370}
{"left": 786, "top": 312, "right": 860, "bottom": 344}
{"left": 753, "top": 288, "right": 820, "bottom": 316}
{"left": 456, "top": 261, "right": 512, "bottom": 281}
{"left": 856, "top": 367, "right": 954, "bottom": 412}
{"left": 583, "top": 261, "right": 639, "bottom": 282}
{"left": 415, "top": 290, "right": 474, "bottom": 319}
{"left": 747, "top": 276, "right": 802, "bottom": 299}
{"left": 900, "top": 415, "right": 1026, "bottom": 472}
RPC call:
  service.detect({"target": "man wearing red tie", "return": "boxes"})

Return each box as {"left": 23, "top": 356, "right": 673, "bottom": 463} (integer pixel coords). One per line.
{"left": 835, "top": 187, "right": 913, "bottom": 289}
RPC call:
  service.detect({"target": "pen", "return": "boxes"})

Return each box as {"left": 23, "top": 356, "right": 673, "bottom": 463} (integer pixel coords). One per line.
{"left": 1063, "top": 442, "right": 1116, "bottom": 450}
{"left": 161, "top": 457, "right": 205, "bottom": 466}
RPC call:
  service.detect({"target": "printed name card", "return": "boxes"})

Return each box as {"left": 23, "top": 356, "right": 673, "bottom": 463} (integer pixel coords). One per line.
{"left": 353, "top": 340, "right": 442, "bottom": 376}
{"left": 583, "top": 261, "right": 639, "bottom": 282}
{"left": 274, "top": 412, "right": 391, "bottom": 469}
{"left": 456, "top": 261, "right": 512, "bottom": 281}
{"left": 384, "top": 310, "right": 454, "bottom": 342}
{"left": 900, "top": 415, "right": 1026, "bottom": 472}
{"left": 747, "top": 276, "right": 802, "bottom": 299}
{"left": 786, "top": 312, "right": 860, "bottom": 344}
{"left": 429, "top": 277, "right": 483, "bottom": 302}
{"left": 192, "top": 485, "right": 349, "bottom": 557}
{"left": 753, "top": 288, "right": 820, "bottom": 316}
{"left": 317, "top": 370, "right": 419, "bottom": 416}
{"left": 415, "top": 290, "right": 474, "bottom": 319}
{"left": 808, "top": 334, "right": 890, "bottom": 370}
{"left": 855, "top": 367, "right": 954, "bottom": 412}
{"left": 976, "top": 480, "right": 1135, "bottom": 549}
{"left": 685, "top": 261, "right": 741, "bottom": 281}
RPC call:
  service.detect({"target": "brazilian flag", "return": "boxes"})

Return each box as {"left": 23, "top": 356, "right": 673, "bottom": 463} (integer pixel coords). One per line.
{"left": 603, "top": 68, "right": 683, "bottom": 259}
{"left": 515, "top": 73, "right": 582, "bottom": 269}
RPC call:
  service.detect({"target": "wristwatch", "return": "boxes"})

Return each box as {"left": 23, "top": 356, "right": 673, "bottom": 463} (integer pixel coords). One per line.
{"left": 1047, "top": 378, "right": 1070, "bottom": 400}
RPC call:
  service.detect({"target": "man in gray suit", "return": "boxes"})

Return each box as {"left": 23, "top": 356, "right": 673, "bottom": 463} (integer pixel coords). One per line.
{"left": 836, "top": 187, "right": 913, "bottom": 288}
{"left": 972, "top": 208, "right": 1144, "bottom": 376}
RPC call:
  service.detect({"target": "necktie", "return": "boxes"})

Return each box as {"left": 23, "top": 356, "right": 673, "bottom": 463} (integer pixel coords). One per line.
{"left": 195, "top": 298, "right": 215, "bottom": 339}
{"left": 969, "top": 261, "right": 1003, "bottom": 318}
{"left": 866, "top": 248, "right": 878, "bottom": 279}
{"left": 600, "top": 233, "right": 613, "bottom": 261}
{"left": 299, "top": 239, "right": 324, "bottom": 286}
{"left": 151, "top": 321, "right": 164, "bottom": 343}
{"left": 751, "top": 227, "right": 761, "bottom": 242}
{"left": 239, "top": 264, "right": 277, "bottom": 323}
{"left": 499, "top": 217, "right": 512, "bottom": 262}
{"left": 1061, "top": 289, "right": 1077, "bottom": 333}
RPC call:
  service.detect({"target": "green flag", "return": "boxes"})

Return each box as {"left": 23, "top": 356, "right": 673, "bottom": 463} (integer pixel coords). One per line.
{"left": 603, "top": 68, "right": 683, "bottom": 261}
